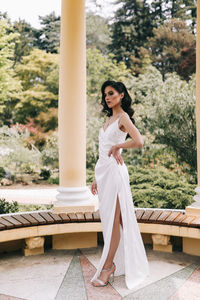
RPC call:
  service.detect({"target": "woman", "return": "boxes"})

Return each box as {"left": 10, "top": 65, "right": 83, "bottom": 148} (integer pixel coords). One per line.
{"left": 90, "top": 80, "right": 150, "bottom": 289}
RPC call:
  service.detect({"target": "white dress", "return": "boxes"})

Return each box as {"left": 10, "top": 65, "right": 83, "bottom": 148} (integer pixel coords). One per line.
{"left": 90, "top": 116, "right": 150, "bottom": 290}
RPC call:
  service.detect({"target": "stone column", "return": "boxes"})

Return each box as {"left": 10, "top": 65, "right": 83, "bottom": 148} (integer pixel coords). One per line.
{"left": 54, "top": 0, "right": 94, "bottom": 213}
{"left": 186, "top": 0, "right": 200, "bottom": 216}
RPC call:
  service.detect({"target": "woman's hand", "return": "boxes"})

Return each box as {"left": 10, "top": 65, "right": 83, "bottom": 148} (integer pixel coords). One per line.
{"left": 108, "top": 145, "right": 124, "bottom": 165}
{"left": 91, "top": 179, "right": 98, "bottom": 195}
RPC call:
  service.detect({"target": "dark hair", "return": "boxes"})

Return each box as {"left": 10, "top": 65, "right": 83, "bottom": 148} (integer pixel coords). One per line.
{"left": 101, "top": 80, "right": 135, "bottom": 126}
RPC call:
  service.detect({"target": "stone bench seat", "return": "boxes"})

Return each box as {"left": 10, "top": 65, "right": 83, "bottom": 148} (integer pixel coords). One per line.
{"left": 0, "top": 208, "right": 200, "bottom": 257}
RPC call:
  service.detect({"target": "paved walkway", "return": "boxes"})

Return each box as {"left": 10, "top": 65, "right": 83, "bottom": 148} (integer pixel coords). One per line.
{"left": 0, "top": 245, "right": 200, "bottom": 300}
{"left": 0, "top": 187, "right": 58, "bottom": 205}
{"left": 0, "top": 186, "right": 98, "bottom": 208}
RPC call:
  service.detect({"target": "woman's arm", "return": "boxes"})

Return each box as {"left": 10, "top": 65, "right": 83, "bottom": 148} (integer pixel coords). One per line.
{"left": 118, "top": 113, "right": 144, "bottom": 149}
{"left": 108, "top": 113, "right": 144, "bottom": 164}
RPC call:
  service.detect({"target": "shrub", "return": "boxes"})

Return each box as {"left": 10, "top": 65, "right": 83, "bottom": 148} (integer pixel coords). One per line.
{"left": 0, "top": 198, "right": 19, "bottom": 214}
{"left": 0, "top": 125, "right": 42, "bottom": 184}
{"left": 41, "top": 131, "right": 58, "bottom": 168}
{"left": 40, "top": 167, "right": 51, "bottom": 180}
{"left": 128, "top": 166, "right": 195, "bottom": 209}
{"left": 0, "top": 167, "right": 6, "bottom": 178}
{"left": 48, "top": 176, "right": 59, "bottom": 184}
{"left": 18, "top": 203, "right": 53, "bottom": 212}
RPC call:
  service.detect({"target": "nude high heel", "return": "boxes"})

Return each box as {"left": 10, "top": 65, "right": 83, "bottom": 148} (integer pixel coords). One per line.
{"left": 92, "top": 262, "right": 116, "bottom": 287}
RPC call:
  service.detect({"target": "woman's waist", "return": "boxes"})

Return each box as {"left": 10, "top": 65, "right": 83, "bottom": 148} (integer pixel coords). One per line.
{"left": 96, "top": 153, "right": 125, "bottom": 166}
{"left": 98, "top": 147, "right": 123, "bottom": 157}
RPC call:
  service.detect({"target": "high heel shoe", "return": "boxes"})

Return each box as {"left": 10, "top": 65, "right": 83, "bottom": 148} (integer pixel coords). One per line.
{"left": 92, "top": 262, "right": 116, "bottom": 287}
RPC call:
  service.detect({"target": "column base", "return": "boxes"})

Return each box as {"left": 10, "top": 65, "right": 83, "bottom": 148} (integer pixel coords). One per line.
{"left": 185, "top": 206, "right": 200, "bottom": 217}
{"left": 52, "top": 232, "right": 97, "bottom": 249}
{"left": 186, "top": 186, "right": 200, "bottom": 216}
{"left": 54, "top": 185, "right": 96, "bottom": 213}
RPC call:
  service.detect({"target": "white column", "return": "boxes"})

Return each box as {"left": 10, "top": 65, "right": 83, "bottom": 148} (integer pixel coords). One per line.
{"left": 54, "top": 0, "right": 95, "bottom": 213}
{"left": 186, "top": 0, "right": 200, "bottom": 215}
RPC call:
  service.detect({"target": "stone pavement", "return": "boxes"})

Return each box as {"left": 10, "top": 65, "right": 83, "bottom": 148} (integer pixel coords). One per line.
{"left": 0, "top": 186, "right": 98, "bottom": 208}
{"left": 0, "top": 245, "right": 200, "bottom": 300}
{"left": 0, "top": 187, "right": 62, "bottom": 205}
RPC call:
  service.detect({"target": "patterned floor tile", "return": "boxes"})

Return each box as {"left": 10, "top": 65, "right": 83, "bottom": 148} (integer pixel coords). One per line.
{"left": 168, "top": 265, "right": 200, "bottom": 300}
{"left": 0, "top": 249, "right": 73, "bottom": 300}
{"left": 55, "top": 249, "right": 87, "bottom": 300}
{"left": 79, "top": 251, "right": 122, "bottom": 300}
{"left": 122, "top": 263, "right": 200, "bottom": 300}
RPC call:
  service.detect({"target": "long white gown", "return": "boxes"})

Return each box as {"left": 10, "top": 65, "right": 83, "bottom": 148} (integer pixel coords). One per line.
{"left": 90, "top": 116, "right": 150, "bottom": 290}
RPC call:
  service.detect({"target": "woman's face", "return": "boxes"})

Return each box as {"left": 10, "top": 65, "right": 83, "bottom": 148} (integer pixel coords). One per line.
{"left": 104, "top": 86, "right": 123, "bottom": 108}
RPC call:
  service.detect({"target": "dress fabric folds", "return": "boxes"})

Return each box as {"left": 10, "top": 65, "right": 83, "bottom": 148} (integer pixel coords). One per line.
{"left": 90, "top": 116, "right": 150, "bottom": 290}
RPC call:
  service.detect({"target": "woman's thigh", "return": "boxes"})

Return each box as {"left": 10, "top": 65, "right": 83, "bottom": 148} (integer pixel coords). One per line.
{"left": 114, "top": 195, "right": 123, "bottom": 228}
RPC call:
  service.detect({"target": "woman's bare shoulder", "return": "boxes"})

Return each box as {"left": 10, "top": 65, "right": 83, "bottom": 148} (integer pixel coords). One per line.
{"left": 119, "top": 112, "right": 130, "bottom": 121}
{"left": 119, "top": 112, "right": 130, "bottom": 132}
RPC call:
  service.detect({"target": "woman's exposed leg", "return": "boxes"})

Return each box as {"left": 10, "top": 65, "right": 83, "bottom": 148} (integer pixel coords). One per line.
{"left": 92, "top": 195, "right": 122, "bottom": 284}
{"left": 120, "top": 209, "right": 123, "bottom": 229}
{"left": 103, "top": 195, "right": 123, "bottom": 268}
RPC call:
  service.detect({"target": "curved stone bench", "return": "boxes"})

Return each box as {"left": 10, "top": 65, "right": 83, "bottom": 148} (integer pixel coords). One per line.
{"left": 0, "top": 208, "right": 199, "bottom": 256}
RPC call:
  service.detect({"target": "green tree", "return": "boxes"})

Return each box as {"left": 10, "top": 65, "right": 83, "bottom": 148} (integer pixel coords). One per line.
{"left": 164, "top": 0, "right": 196, "bottom": 34}
{"left": 12, "top": 19, "right": 37, "bottom": 66}
{"left": 184, "top": 0, "right": 197, "bottom": 34}
{"left": 109, "top": 0, "right": 154, "bottom": 68}
{"left": 150, "top": 0, "right": 167, "bottom": 25}
{"left": 177, "top": 42, "right": 195, "bottom": 81}
{"left": 34, "top": 11, "right": 112, "bottom": 55}
{"left": 149, "top": 0, "right": 196, "bottom": 33}
{"left": 35, "top": 12, "right": 60, "bottom": 53}
{"left": 129, "top": 65, "right": 196, "bottom": 170}
{"left": 86, "top": 13, "right": 111, "bottom": 54}
{"left": 149, "top": 72, "right": 196, "bottom": 170}
{"left": 0, "top": 19, "right": 21, "bottom": 125}
{"left": 146, "top": 19, "right": 195, "bottom": 80}
{"left": 86, "top": 47, "right": 130, "bottom": 97}
{"left": 0, "top": 11, "right": 10, "bottom": 20}
{"left": 14, "top": 48, "right": 58, "bottom": 122}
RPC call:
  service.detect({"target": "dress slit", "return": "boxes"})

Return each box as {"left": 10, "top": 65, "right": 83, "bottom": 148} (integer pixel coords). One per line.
{"left": 111, "top": 187, "right": 126, "bottom": 276}
{"left": 91, "top": 186, "right": 125, "bottom": 282}
{"left": 108, "top": 191, "right": 123, "bottom": 257}
{"left": 99, "top": 188, "right": 121, "bottom": 271}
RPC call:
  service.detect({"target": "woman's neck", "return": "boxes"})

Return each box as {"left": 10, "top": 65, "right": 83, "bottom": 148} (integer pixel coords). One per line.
{"left": 112, "top": 109, "right": 124, "bottom": 117}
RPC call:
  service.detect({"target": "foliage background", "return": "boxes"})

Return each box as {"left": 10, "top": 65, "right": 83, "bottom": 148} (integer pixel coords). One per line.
{"left": 0, "top": 1, "right": 197, "bottom": 210}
